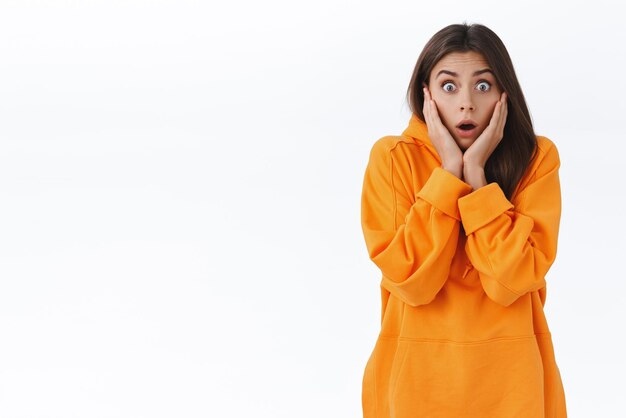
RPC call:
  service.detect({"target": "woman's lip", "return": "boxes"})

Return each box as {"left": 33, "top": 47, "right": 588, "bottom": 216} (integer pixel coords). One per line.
{"left": 455, "top": 126, "right": 477, "bottom": 138}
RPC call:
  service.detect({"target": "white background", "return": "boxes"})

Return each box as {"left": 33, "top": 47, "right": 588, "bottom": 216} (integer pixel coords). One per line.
{"left": 0, "top": 1, "right": 623, "bottom": 417}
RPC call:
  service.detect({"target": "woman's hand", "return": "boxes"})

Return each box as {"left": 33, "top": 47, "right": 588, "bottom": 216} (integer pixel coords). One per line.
{"left": 463, "top": 91, "right": 508, "bottom": 169}
{"left": 422, "top": 85, "right": 463, "bottom": 177}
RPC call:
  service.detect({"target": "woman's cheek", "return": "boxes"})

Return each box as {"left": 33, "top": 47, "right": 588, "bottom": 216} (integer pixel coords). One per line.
{"left": 488, "top": 97, "right": 500, "bottom": 113}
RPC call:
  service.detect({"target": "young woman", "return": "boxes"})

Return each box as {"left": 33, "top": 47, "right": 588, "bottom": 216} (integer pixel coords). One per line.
{"left": 360, "top": 23, "right": 567, "bottom": 417}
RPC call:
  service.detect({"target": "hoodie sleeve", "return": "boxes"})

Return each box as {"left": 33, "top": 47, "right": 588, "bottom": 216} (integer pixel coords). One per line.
{"left": 361, "top": 139, "right": 473, "bottom": 307}
{"left": 457, "top": 140, "right": 561, "bottom": 307}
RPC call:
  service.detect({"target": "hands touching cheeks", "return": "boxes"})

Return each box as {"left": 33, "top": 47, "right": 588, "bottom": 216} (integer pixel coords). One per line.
{"left": 422, "top": 85, "right": 508, "bottom": 190}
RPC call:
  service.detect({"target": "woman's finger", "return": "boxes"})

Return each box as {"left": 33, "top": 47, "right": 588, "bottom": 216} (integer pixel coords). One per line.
{"left": 489, "top": 101, "right": 502, "bottom": 127}
{"left": 498, "top": 93, "right": 508, "bottom": 135}
{"left": 484, "top": 101, "right": 500, "bottom": 136}
{"left": 423, "top": 88, "right": 433, "bottom": 129}
{"left": 429, "top": 96, "right": 444, "bottom": 126}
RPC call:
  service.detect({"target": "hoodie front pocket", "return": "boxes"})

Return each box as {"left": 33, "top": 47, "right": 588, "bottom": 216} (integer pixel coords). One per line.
{"left": 389, "top": 336, "right": 545, "bottom": 418}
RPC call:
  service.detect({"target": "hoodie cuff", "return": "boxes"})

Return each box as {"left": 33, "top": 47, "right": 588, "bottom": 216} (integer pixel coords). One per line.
{"left": 457, "top": 182, "right": 514, "bottom": 235}
{"left": 416, "top": 167, "right": 473, "bottom": 221}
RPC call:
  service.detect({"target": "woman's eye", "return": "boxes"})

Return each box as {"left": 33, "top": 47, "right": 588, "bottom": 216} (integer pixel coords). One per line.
{"left": 442, "top": 82, "right": 455, "bottom": 92}
{"left": 477, "top": 81, "right": 491, "bottom": 92}
{"left": 441, "top": 80, "right": 491, "bottom": 92}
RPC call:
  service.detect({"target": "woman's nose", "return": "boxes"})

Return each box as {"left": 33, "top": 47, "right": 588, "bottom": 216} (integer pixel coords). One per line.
{"left": 460, "top": 90, "right": 475, "bottom": 111}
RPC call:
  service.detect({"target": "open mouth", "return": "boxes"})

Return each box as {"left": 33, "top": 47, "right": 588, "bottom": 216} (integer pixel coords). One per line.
{"left": 455, "top": 122, "right": 478, "bottom": 138}
{"left": 458, "top": 123, "right": 476, "bottom": 131}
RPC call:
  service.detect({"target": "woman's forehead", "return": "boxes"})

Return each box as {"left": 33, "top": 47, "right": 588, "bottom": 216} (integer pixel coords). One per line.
{"left": 432, "top": 51, "right": 490, "bottom": 74}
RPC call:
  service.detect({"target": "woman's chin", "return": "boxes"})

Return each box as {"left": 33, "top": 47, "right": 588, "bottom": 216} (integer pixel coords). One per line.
{"left": 454, "top": 136, "right": 475, "bottom": 149}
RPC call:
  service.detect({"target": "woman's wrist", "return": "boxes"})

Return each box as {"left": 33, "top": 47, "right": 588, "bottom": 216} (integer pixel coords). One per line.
{"left": 442, "top": 163, "right": 463, "bottom": 179}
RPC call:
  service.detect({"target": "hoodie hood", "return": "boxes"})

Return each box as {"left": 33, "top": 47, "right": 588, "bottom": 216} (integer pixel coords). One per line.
{"left": 402, "top": 113, "right": 441, "bottom": 160}
{"left": 401, "top": 113, "right": 439, "bottom": 160}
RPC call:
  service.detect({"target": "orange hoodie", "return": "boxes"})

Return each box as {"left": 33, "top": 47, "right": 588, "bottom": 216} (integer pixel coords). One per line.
{"left": 360, "top": 114, "right": 567, "bottom": 417}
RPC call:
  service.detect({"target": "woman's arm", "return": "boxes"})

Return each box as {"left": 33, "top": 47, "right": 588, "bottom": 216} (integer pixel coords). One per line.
{"left": 457, "top": 140, "right": 561, "bottom": 307}
{"left": 361, "top": 138, "right": 473, "bottom": 307}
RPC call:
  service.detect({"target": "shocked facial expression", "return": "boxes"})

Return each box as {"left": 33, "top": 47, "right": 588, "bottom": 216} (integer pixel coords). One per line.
{"left": 426, "top": 50, "right": 503, "bottom": 151}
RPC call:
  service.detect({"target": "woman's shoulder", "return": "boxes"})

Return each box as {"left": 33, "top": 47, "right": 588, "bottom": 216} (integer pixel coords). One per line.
{"left": 366, "top": 135, "right": 428, "bottom": 171}
{"left": 368, "top": 135, "right": 420, "bottom": 155}
{"left": 516, "top": 135, "right": 560, "bottom": 193}
{"left": 534, "top": 135, "right": 560, "bottom": 170}
{"left": 511, "top": 135, "right": 560, "bottom": 202}
{"left": 536, "top": 135, "right": 558, "bottom": 154}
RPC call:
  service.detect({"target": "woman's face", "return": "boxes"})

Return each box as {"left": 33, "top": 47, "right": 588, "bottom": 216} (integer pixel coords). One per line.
{"left": 426, "top": 50, "right": 503, "bottom": 151}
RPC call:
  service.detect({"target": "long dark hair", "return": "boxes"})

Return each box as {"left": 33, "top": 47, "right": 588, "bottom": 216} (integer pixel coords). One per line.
{"left": 406, "top": 22, "right": 538, "bottom": 201}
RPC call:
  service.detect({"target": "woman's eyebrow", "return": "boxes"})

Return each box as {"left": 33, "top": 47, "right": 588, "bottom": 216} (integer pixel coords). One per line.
{"left": 436, "top": 68, "right": 494, "bottom": 78}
